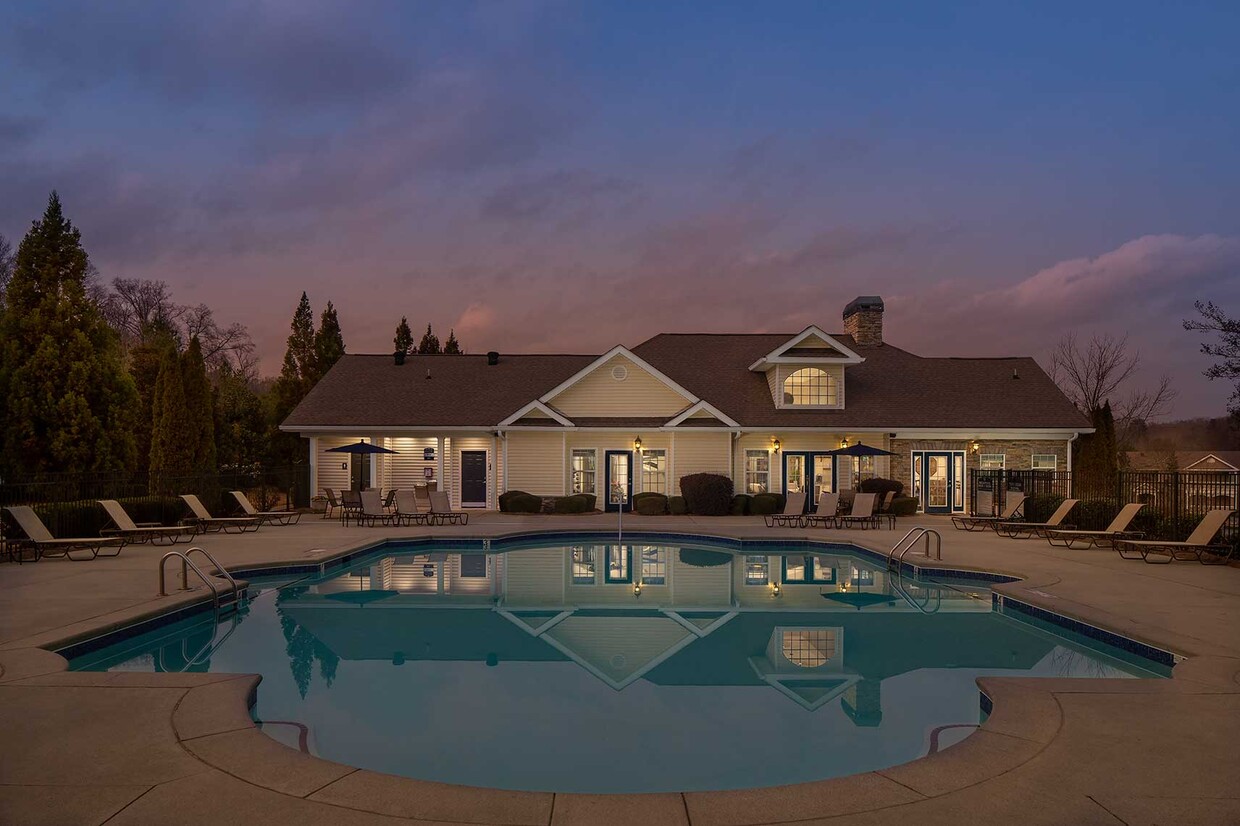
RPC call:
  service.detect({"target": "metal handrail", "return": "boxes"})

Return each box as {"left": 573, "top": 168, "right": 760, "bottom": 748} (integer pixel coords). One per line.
{"left": 889, "top": 567, "right": 942, "bottom": 614}
{"left": 886, "top": 527, "right": 942, "bottom": 570}
{"left": 182, "top": 547, "right": 240, "bottom": 597}
{"left": 159, "top": 551, "right": 223, "bottom": 617}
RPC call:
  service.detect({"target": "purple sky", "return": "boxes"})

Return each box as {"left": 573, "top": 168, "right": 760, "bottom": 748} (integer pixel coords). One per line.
{"left": 3, "top": 2, "right": 1238, "bottom": 417}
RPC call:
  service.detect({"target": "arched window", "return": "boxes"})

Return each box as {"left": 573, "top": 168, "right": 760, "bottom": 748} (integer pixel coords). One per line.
{"left": 783, "top": 368, "right": 837, "bottom": 406}
{"left": 782, "top": 629, "right": 837, "bottom": 668}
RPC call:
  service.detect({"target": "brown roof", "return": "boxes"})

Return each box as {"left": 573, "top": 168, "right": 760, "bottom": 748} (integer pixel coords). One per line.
{"left": 282, "top": 353, "right": 595, "bottom": 428}
{"left": 1125, "top": 451, "right": 1240, "bottom": 471}
{"left": 283, "top": 335, "right": 1090, "bottom": 431}
{"left": 632, "top": 333, "right": 1089, "bottom": 430}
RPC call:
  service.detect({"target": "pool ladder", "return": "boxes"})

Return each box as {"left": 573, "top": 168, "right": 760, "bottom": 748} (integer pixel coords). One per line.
{"left": 886, "top": 527, "right": 942, "bottom": 571}
{"left": 158, "top": 547, "right": 244, "bottom": 618}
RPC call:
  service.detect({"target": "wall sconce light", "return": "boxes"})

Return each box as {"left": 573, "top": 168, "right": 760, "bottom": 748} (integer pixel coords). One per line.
{"left": 633, "top": 436, "right": 642, "bottom": 452}
{"left": 970, "top": 440, "right": 981, "bottom": 453}
{"left": 840, "top": 437, "right": 850, "bottom": 449}
{"left": 633, "top": 582, "right": 642, "bottom": 597}
{"left": 771, "top": 437, "right": 781, "bottom": 452}
{"left": 771, "top": 582, "right": 781, "bottom": 597}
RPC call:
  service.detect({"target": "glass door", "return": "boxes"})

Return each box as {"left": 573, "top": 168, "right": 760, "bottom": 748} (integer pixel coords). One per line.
{"left": 784, "top": 453, "right": 807, "bottom": 511}
{"left": 924, "top": 452, "right": 952, "bottom": 514}
{"left": 812, "top": 455, "right": 834, "bottom": 502}
{"left": 604, "top": 450, "right": 632, "bottom": 512}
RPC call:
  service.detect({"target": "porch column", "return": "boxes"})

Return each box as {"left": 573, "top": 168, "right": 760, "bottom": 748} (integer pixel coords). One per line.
{"left": 437, "top": 436, "right": 445, "bottom": 500}
{"left": 308, "top": 436, "right": 318, "bottom": 494}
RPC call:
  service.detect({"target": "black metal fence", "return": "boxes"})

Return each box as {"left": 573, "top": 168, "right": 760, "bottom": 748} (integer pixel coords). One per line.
{"left": 969, "top": 469, "right": 1240, "bottom": 545}
{"left": 0, "top": 465, "right": 311, "bottom": 541}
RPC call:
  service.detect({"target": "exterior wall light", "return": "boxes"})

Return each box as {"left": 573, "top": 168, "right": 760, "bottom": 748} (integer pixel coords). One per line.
{"left": 840, "top": 437, "right": 850, "bottom": 449}
{"left": 970, "top": 440, "right": 981, "bottom": 453}
{"left": 633, "top": 436, "right": 642, "bottom": 452}
{"left": 771, "top": 437, "right": 781, "bottom": 452}
{"left": 633, "top": 582, "right": 642, "bottom": 597}
{"left": 771, "top": 582, "right": 781, "bottom": 597}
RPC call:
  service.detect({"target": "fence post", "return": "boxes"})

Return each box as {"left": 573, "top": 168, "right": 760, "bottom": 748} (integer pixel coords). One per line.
{"left": 1171, "top": 471, "right": 1181, "bottom": 540}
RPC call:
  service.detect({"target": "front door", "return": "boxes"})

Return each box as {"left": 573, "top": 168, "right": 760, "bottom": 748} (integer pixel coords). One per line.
{"left": 350, "top": 452, "right": 371, "bottom": 491}
{"left": 460, "top": 450, "right": 488, "bottom": 508}
{"left": 604, "top": 450, "right": 632, "bottom": 512}
{"left": 784, "top": 452, "right": 835, "bottom": 510}
{"left": 916, "top": 451, "right": 958, "bottom": 514}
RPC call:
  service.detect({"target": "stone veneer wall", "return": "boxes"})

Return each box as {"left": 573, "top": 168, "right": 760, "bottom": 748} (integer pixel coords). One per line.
{"left": 889, "top": 439, "right": 1070, "bottom": 485}
{"left": 843, "top": 310, "right": 883, "bottom": 347}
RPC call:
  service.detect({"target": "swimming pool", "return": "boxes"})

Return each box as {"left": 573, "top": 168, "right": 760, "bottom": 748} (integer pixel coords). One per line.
{"left": 68, "top": 535, "right": 1170, "bottom": 793}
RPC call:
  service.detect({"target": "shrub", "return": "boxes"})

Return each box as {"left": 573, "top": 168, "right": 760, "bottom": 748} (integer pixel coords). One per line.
{"left": 553, "top": 494, "right": 591, "bottom": 514}
{"left": 498, "top": 490, "right": 527, "bottom": 512}
{"left": 633, "top": 493, "right": 669, "bottom": 515}
{"left": 1074, "top": 499, "right": 1119, "bottom": 532}
{"left": 889, "top": 496, "right": 918, "bottom": 517}
{"left": 729, "top": 494, "right": 751, "bottom": 515}
{"left": 668, "top": 496, "right": 688, "bottom": 515}
{"left": 679, "top": 473, "right": 734, "bottom": 516}
{"left": 578, "top": 493, "right": 597, "bottom": 512}
{"left": 749, "top": 492, "right": 786, "bottom": 515}
{"left": 858, "top": 477, "right": 904, "bottom": 498}
{"left": 1024, "top": 493, "right": 1066, "bottom": 523}
{"left": 501, "top": 492, "right": 543, "bottom": 514}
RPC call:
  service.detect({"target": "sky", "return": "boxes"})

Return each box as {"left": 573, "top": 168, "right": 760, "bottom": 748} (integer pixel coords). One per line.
{"left": 2, "top": 1, "right": 1238, "bottom": 417}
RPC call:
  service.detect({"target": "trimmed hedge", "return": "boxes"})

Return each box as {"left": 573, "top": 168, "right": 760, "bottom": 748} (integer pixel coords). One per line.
{"left": 858, "top": 477, "right": 904, "bottom": 498}
{"left": 499, "top": 491, "right": 543, "bottom": 513}
{"left": 553, "top": 494, "right": 592, "bottom": 514}
{"left": 680, "top": 473, "right": 733, "bottom": 516}
{"left": 729, "top": 494, "right": 751, "bottom": 515}
{"left": 1024, "top": 493, "right": 1066, "bottom": 523}
{"left": 749, "top": 492, "right": 786, "bottom": 515}
{"left": 889, "top": 496, "right": 918, "bottom": 517}
{"left": 500, "top": 490, "right": 597, "bottom": 514}
{"left": 669, "top": 496, "right": 688, "bottom": 515}
{"left": 633, "top": 493, "right": 669, "bottom": 515}
{"left": 578, "top": 493, "right": 597, "bottom": 512}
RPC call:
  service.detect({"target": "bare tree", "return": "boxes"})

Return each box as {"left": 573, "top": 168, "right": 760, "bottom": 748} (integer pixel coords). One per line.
{"left": 1051, "top": 332, "right": 1177, "bottom": 448}
{"left": 1184, "top": 300, "right": 1240, "bottom": 417}
{"left": 183, "top": 303, "right": 258, "bottom": 380}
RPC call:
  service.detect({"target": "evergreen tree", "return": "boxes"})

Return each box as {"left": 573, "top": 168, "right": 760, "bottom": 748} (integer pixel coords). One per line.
{"left": 312, "top": 301, "right": 345, "bottom": 381}
{"left": 269, "top": 293, "right": 318, "bottom": 466}
{"left": 394, "top": 316, "right": 413, "bottom": 355}
{"left": 213, "top": 363, "right": 267, "bottom": 470}
{"left": 1075, "top": 401, "right": 1119, "bottom": 496}
{"left": 180, "top": 336, "right": 216, "bottom": 473}
{"left": 149, "top": 343, "right": 193, "bottom": 475}
{"left": 417, "top": 323, "right": 441, "bottom": 354}
{"left": 0, "top": 192, "right": 138, "bottom": 476}
{"left": 128, "top": 321, "right": 181, "bottom": 471}
{"left": 443, "top": 328, "right": 462, "bottom": 354}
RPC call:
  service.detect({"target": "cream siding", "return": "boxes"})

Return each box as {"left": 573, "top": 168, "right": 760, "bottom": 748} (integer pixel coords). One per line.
{"left": 547, "top": 355, "right": 691, "bottom": 417}
{"left": 379, "top": 436, "right": 440, "bottom": 491}
{"left": 502, "top": 548, "right": 565, "bottom": 606}
{"left": 506, "top": 431, "right": 567, "bottom": 495}
{"left": 565, "top": 432, "right": 672, "bottom": 497}
{"left": 450, "top": 435, "right": 494, "bottom": 509}
{"left": 731, "top": 432, "right": 890, "bottom": 493}
{"left": 670, "top": 431, "right": 731, "bottom": 495}
{"left": 314, "top": 436, "right": 356, "bottom": 493}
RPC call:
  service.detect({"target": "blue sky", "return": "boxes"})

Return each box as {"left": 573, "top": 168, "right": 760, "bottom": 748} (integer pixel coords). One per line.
{"left": 2, "top": 1, "right": 1238, "bottom": 416}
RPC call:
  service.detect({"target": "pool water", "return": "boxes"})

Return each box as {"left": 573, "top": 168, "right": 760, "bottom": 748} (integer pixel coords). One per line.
{"left": 69, "top": 538, "right": 1169, "bottom": 793}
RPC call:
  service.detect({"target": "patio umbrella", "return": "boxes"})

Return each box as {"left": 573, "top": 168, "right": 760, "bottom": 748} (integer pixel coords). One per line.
{"left": 326, "top": 440, "right": 398, "bottom": 491}
{"left": 678, "top": 548, "right": 732, "bottom": 567}
{"left": 827, "top": 442, "right": 897, "bottom": 458}
{"left": 820, "top": 590, "right": 900, "bottom": 610}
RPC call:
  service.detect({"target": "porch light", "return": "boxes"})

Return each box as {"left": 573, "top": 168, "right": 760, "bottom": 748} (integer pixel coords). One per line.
{"left": 771, "top": 582, "right": 781, "bottom": 597}
{"left": 633, "top": 436, "right": 642, "bottom": 452}
{"left": 840, "top": 437, "right": 849, "bottom": 449}
{"left": 971, "top": 440, "right": 981, "bottom": 453}
{"left": 633, "top": 582, "right": 642, "bottom": 597}
{"left": 771, "top": 437, "right": 781, "bottom": 452}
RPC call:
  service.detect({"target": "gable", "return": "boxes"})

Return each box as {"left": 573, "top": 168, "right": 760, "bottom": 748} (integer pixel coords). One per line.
{"left": 546, "top": 354, "right": 694, "bottom": 417}
{"left": 747, "top": 326, "right": 864, "bottom": 371}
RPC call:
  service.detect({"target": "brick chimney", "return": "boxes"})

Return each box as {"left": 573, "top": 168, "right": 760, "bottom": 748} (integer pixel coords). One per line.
{"left": 842, "top": 296, "right": 884, "bottom": 347}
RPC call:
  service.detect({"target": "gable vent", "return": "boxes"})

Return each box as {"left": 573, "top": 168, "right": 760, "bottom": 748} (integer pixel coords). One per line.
{"left": 611, "top": 364, "right": 628, "bottom": 381}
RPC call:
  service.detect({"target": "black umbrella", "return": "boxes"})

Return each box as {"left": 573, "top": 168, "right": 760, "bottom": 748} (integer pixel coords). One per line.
{"left": 828, "top": 442, "right": 897, "bottom": 457}
{"left": 678, "top": 548, "right": 732, "bottom": 567}
{"left": 821, "top": 590, "right": 900, "bottom": 610}
{"left": 326, "top": 440, "right": 399, "bottom": 456}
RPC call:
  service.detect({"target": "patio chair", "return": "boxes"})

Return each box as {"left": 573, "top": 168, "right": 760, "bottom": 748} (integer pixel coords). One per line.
{"left": 1046, "top": 503, "right": 1145, "bottom": 549}
{"left": 321, "top": 489, "right": 341, "bottom": 519}
{"left": 180, "top": 494, "right": 261, "bottom": 533}
{"left": 354, "top": 489, "right": 395, "bottom": 527}
{"left": 341, "top": 490, "right": 363, "bottom": 525}
{"left": 382, "top": 489, "right": 397, "bottom": 513}
{"left": 1115, "top": 509, "right": 1236, "bottom": 565}
{"left": 952, "top": 494, "right": 1026, "bottom": 532}
{"left": 802, "top": 492, "right": 840, "bottom": 528}
{"left": 765, "top": 491, "right": 807, "bottom": 527}
{"left": 99, "top": 499, "right": 197, "bottom": 545}
{"left": 230, "top": 491, "right": 302, "bottom": 526}
{"left": 3, "top": 506, "right": 125, "bottom": 561}
{"left": 394, "top": 490, "right": 430, "bottom": 526}
{"left": 995, "top": 499, "right": 1078, "bottom": 539}
{"left": 429, "top": 490, "right": 469, "bottom": 525}
{"left": 875, "top": 490, "right": 897, "bottom": 529}
{"left": 837, "top": 492, "right": 879, "bottom": 529}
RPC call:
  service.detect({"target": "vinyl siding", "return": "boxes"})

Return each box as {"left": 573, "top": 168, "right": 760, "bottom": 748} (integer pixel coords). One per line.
{"left": 315, "top": 436, "right": 357, "bottom": 492}
{"left": 671, "top": 431, "right": 731, "bottom": 495}
{"left": 503, "top": 548, "right": 565, "bottom": 605}
{"left": 670, "top": 555, "right": 732, "bottom": 606}
{"left": 547, "top": 355, "right": 691, "bottom": 417}
{"left": 506, "top": 431, "right": 566, "bottom": 495}
{"left": 732, "top": 433, "right": 890, "bottom": 493}
{"left": 449, "top": 435, "right": 494, "bottom": 509}
{"left": 545, "top": 616, "right": 693, "bottom": 683}
{"left": 379, "top": 436, "right": 439, "bottom": 491}
{"left": 565, "top": 432, "right": 672, "bottom": 497}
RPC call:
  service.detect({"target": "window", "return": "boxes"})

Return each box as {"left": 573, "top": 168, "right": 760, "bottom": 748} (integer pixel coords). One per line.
{"left": 781, "top": 555, "right": 837, "bottom": 584}
{"left": 605, "top": 546, "right": 631, "bottom": 583}
{"left": 570, "top": 546, "right": 596, "bottom": 584}
{"left": 571, "top": 449, "right": 596, "bottom": 495}
{"left": 641, "top": 449, "right": 667, "bottom": 494}
{"left": 1032, "top": 454, "right": 1058, "bottom": 471}
{"left": 640, "top": 546, "right": 666, "bottom": 585}
{"left": 744, "top": 555, "right": 769, "bottom": 585}
{"left": 744, "top": 450, "right": 770, "bottom": 494}
{"left": 847, "top": 565, "right": 875, "bottom": 587}
{"left": 852, "top": 455, "right": 875, "bottom": 482}
{"left": 782, "top": 368, "right": 838, "bottom": 406}
{"left": 979, "top": 454, "right": 1006, "bottom": 471}
{"left": 782, "top": 629, "right": 837, "bottom": 668}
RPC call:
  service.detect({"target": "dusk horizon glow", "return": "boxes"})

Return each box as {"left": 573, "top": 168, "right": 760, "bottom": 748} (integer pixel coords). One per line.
{"left": 3, "top": 1, "right": 1238, "bottom": 417}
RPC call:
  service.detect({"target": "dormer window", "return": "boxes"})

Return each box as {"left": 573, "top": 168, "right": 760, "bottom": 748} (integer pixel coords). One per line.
{"left": 783, "top": 367, "right": 838, "bottom": 406}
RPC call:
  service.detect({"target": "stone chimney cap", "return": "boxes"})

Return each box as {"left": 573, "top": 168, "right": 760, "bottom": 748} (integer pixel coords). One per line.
{"left": 842, "top": 296, "right": 884, "bottom": 318}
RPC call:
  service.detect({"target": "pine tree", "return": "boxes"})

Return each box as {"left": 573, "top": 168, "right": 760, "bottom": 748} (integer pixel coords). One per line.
{"left": 417, "top": 323, "right": 441, "bottom": 354}
{"left": 269, "top": 293, "right": 318, "bottom": 466}
{"left": 443, "top": 328, "right": 462, "bottom": 354}
{"left": 1075, "top": 401, "right": 1119, "bottom": 496}
{"left": 394, "top": 316, "right": 413, "bottom": 355}
{"left": 213, "top": 363, "right": 266, "bottom": 470}
{"left": 181, "top": 336, "right": 216, "bottom": 473}
{"left": 149, "top": 343, "right": 193, "bottom": 475}
{"left": 312, "top": 300, "right": 345, "bottom": 381}
{"left": 0, "top": 192, "right": 139, "bottom": 476}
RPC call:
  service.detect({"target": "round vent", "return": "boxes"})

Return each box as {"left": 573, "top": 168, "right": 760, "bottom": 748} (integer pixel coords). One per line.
{"left": 611, "top": 364, "right": 628, "bottom": 381}
{"left": 610, "top": 654, "right": 627, "bottom": 670}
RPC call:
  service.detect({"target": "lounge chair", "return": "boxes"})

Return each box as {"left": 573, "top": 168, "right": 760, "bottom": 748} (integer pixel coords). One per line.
{"left": 837, "top": 492, "right": 878, "bottom": 529}
{"left": 1115, "top": 509, "right": 1236, "bottom": 565}
{"left": 802, "top": 492, "right": 839, "bottom": 528}
{"left": 180, "top": 494, "right": 261, "bottom": 533}
{"left": 393, "top": 490, "right": 430, "bottom": 526}
{"left": 230, "top": 491, "right": 302, "bottom": 526}
{"left": 765, "top": 491, "right": 807, "bottom": 527}
{"left": 99, "top": 499, "right": 197, "bottom": 545}
{"left": 341, "top": 490, "right": 363, "bottom": 524}
{"left": 321, "top": 489, "right": 341, "bottom": 519}
{"left": 1046, "top": 503, "right": 1145, "bottom": 549}
{"left": 353, "top": 489, "right": 395, "bottom": 527}
{"left": 4, "top": 506, "right": 125, "bottom": 561}
{"left": 430, "top": 490, "right": 469, "bottom": 525}
{"left": 952, "top": 494, "right": 1026, "bottom": 532}
{"left": 381, "top": 489, "right": 397, "bottom": 512}
{"left": 875, "top": 490, "right": 897, "bottom": 529}
{"left": 995, "top": 499, "right": 1078, "bottom": 539}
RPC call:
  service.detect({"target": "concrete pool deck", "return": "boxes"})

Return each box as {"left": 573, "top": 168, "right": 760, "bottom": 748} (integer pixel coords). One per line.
{"left": 2, "top": 513, "right": 1239, "bottom": 825}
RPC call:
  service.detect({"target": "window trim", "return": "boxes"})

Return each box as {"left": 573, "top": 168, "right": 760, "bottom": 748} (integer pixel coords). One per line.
{"left": 744, "top": 449, "right": 771, "bottom": 495}
{"left": 570, "top": 448, "right": 597, "bottom": 496}
{"left": 640, "top": 448, "right": 667, "bottom": 494}
{"left": 779, "top": 366, "right": 840, "bottom": 409}
{"left": 1031, "top": 453, "right": 1058, "bottom": 471}
{"left": 604, "top": 545, "right": 632, "bottom": 583}
{"left": 978, "top": 453, "right": 1006, "bottom": 471}
{"left": 744, "top": 554, "right": 770, "bottom": 586}
{"left": 780, "top": 555, "right": 837, "bottom": 585}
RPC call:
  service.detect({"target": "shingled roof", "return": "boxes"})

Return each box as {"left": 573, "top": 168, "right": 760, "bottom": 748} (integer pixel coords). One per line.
{"left": 283, "top": 335, "right": 1089, "bottom": 431}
